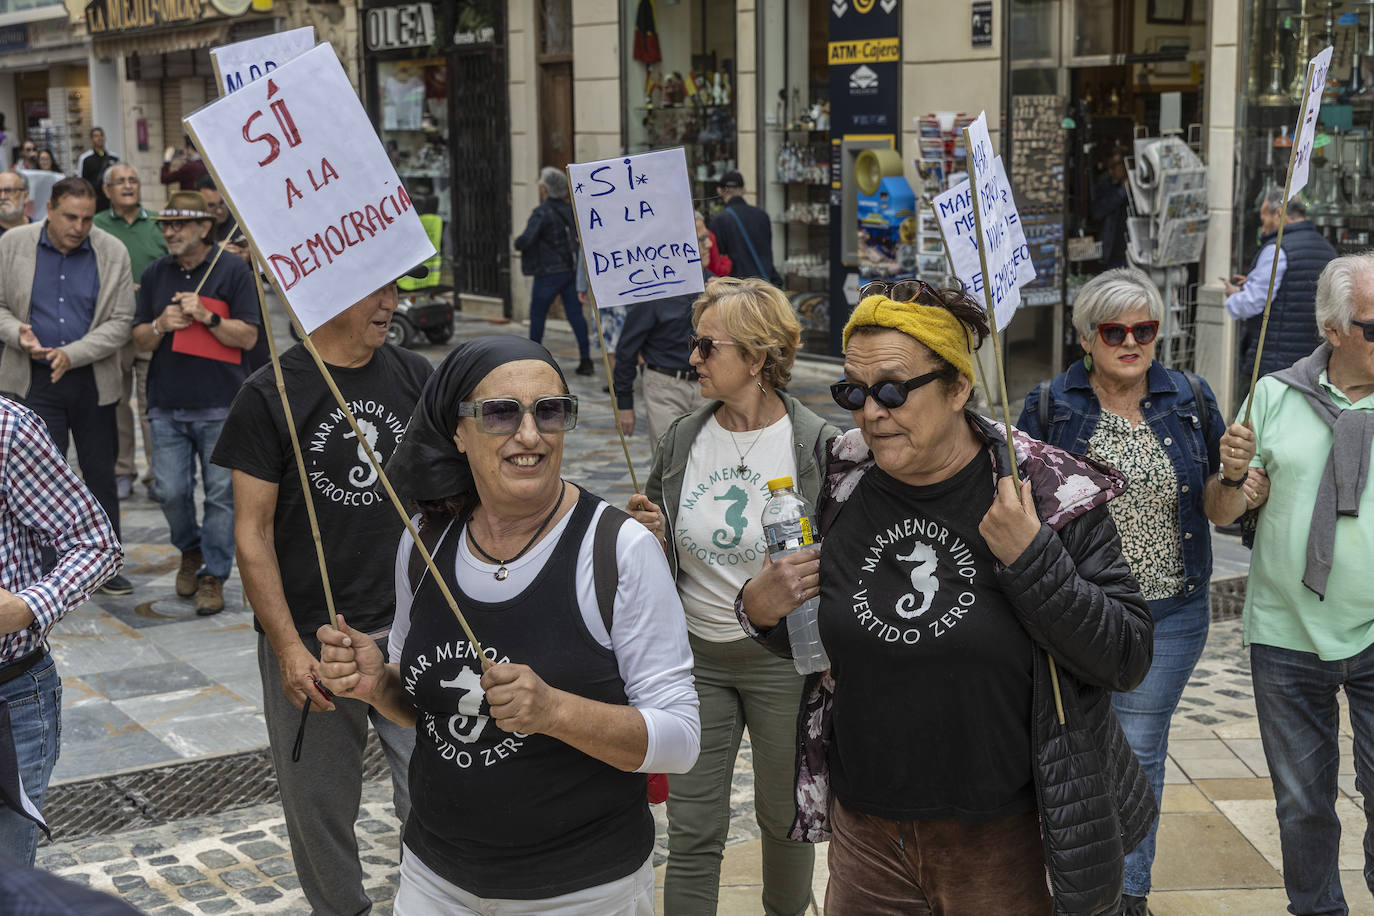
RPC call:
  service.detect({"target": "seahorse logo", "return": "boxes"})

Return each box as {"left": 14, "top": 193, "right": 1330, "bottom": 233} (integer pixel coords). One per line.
{"left": 894, "top": 541, "right": 939, "bottom": 619}
{"left": 440, "top": 666, "right": 488, "bottom": 744}
{"left": 343, "top": 419, "right": 380, "bottom": 488}
{"left": 711, "top": 485, "right": 749, "bottom": 549}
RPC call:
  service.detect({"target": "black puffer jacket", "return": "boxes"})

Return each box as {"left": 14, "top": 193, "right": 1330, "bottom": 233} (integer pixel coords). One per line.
{"left": 513, "top": 198, "right": 578, "bottom": 277}
{"left": 736, "top": 414, "right": 1156, "bottom": 916}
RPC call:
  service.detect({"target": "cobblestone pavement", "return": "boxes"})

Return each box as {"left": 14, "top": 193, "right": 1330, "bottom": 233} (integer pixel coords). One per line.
{"left": 34, "top": 302, "right": 1349, "bottom": 915}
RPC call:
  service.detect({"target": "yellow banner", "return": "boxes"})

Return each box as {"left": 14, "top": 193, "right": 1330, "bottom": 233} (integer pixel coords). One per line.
{"left": 828, "top": 37, "right": 900, "bottom": 65}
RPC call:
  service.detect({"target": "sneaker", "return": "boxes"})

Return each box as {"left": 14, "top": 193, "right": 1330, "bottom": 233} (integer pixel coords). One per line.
{"left": 575, "top": 357, "right": 595, "bottom": 376}
{"left": 116, "top": 475, "right": 133, "bottom": 500}
{"left": 98, "top": 573, "right": 133, "bottom": 596}
{"left": 195, "top": 575, "right": 224, "bottom": 616}
{"left": 176, "top": 550, "right": 203, "bottom": 597}
{"left": 1119, "top": 894, "right": 1149, "bottom": 916}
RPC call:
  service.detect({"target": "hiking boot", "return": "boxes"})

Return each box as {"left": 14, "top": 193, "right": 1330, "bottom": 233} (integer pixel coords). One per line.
{"left": 99, "top": 573, "right": 133, "bottom": 596}
{"left": 194, "top": 575, "right": 224, "bottom": 616}
{"left": 176, "top": 550, "right": 202, "bottom": 597}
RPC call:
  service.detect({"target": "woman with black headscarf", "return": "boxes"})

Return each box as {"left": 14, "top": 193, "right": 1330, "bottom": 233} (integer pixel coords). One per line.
{"left": 317, "top": 337, "right": 700, "bottom": 915}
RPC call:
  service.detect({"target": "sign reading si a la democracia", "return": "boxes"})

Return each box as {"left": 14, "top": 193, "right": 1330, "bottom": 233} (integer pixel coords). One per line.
{"left": 184, "top": 44, "right": 435, "bottom": 334}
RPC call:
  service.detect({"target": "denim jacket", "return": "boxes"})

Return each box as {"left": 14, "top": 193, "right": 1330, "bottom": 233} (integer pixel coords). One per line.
{"left": 1018, "top": 359, "right": 1223, "bottom": 606}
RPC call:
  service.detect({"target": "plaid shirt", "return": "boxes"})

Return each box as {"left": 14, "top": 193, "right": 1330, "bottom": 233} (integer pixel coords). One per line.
{"left": 0, "top": 398, "right": 121, "bottom": 665}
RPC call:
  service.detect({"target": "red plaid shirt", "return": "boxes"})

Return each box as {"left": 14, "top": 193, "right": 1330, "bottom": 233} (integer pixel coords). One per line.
{"left": 0, "top": 398, "right": 121, "bottom": 665}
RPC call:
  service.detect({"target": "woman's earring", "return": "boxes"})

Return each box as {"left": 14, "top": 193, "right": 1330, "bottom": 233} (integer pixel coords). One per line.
{"left": 756, "top": 377, "right": 767, "bottom": 395}
{"left": 1082, "top": 353, "right": 1094, "bottom": 372}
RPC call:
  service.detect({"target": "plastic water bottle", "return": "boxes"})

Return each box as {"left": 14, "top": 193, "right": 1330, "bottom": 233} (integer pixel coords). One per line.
{"left": 761, "top": 477, "right": 830, "bottom": 674}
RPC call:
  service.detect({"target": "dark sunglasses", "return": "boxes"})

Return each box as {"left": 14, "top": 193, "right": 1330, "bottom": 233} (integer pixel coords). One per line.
{"left": 830, "top": 371, "right": 942, "bottom": 411}
{"left": 1351, "top": 319, "right": 1374, "bottom": 343}
{"left": 1096, "top": 321, "right": 1160, "bottom": 347}
{"left": 688, "top": 334, "right": 740, "bottom": 360}
{"left": 860, "top": 279, "right": 940, "bottom": 304}
{"left": 457, "top": 396, "right": 578, "bottom": 435}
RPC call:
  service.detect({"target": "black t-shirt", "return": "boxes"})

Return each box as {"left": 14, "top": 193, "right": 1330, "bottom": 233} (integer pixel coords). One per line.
{"left": 135, "top": 250, "right": 259, "bottom": 411}
{"left": 819, "top": 451, "right": 1036, "bottom": 823}
{"left": 211, "top": 343, "right": 433, "bottom": 636}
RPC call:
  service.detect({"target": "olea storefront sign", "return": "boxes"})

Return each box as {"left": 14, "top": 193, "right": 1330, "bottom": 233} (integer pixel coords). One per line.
{"left": 365, "top": 3, "right": 435, "bottom": 52}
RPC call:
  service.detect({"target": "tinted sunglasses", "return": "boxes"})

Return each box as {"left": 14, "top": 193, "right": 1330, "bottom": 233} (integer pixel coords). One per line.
{"left": 830, "top": 371, "right": 942, "bottom": 411}
{"left": 457, "top": 396, "right": 578, "bottom": 434}
{"left": 1096, "top": 321, "right": 1160, "bottom": 347}
{"left": 860, "top": 279, "right": 940, "bottom": 303}
{"left": 688, "top": 334, "right": 740, "bottom": 360}
{"left": 1351, "top": 319, "right": 1374, "bottom": 343}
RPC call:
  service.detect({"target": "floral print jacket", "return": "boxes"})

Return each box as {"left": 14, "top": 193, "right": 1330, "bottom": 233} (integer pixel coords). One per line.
{"left": 735, "top": 411, "right": 1156, "bottom": 915}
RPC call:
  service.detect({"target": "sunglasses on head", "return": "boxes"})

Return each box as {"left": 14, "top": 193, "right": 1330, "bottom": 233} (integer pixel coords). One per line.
{"left": 830, "top": 371, "right": 942, "bottom": 411}
{"left": 688, "top": 334, "right": 739, "bottom": 360}
{"left": 860, "top": 279, "right": 941, "bottom": 304}
{"left": 1095, "top": 321, "right": 1160, "bottom": 347}
{"left": 457, "top": 396, "right": 578, "bottom": 435}
{"left": 1351, "top": 319, "right": 1374, "bottom": 343}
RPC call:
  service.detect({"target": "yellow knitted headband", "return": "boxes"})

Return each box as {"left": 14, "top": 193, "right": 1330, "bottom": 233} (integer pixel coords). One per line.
{"left": 842, "top": 295, "right": 976, "bottom": 381}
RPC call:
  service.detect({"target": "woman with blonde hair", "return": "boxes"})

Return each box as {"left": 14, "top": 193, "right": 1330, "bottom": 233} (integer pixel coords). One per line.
{"left": 628, "top": 277, "right": 838, "bottom": 914}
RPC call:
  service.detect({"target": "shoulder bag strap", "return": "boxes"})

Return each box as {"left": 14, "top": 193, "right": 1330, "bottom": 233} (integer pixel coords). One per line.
{"left": 1182, "top": 371, "right": 1212, "bottom": 445}
{"left": 722, "top": 206, "right": 769, "bottom": 280}
{"left": 408, "top": 517, "right": 455, "bottom": 596}
{"left": 1036, "top": 379, "right": 1052, "bottom": 437}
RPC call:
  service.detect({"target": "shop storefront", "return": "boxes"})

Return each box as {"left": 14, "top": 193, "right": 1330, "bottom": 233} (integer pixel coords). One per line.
{"left": 0, "top": 8, "right": 95, "bottom": 178}
{"left": 362, "top": 0, "right": 510, "bottom": 320}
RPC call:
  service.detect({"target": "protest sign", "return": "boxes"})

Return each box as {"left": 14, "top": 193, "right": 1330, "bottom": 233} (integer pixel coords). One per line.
{"left": 568, "top": 148, "right": 704, "bottom": 307}
{"left": 963, "top": 114, "right": 1020, "bottom": 331}
{"left": 1290, "top": 45, "right": 1334, "bottom": 198}
{"left": 932, "top": 156, "right": 1035, "bottom": 301}
{"left": 210, "top": 27, "right": 315, "bottom": 96}
{"left": 184, "top": 44, "right": 435, "bottom": 334}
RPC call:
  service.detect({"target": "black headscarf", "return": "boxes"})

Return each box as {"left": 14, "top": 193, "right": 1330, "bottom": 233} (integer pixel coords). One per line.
{"left": 386, "top": 336, "right": 567, "bottom": 504}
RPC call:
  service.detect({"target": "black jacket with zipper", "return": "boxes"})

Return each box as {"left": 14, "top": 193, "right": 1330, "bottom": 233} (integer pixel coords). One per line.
{"left": 514, "top": 198, "right": 578, "bottom": 277}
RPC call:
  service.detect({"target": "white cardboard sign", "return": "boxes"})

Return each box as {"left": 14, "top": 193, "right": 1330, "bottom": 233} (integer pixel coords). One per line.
{"left": 963, "top": 113, "right": 1020, "bottom": 331}
{"left": 210, "top": 27, "right": 315, "bottom": 96}
{"left": 1290, "top": 45, "right": 1334, "bottom": 198}
{"left": 932, "top": 155, "right": 1035, "bottom": 302}
{"left": 568, "top": 148, "right": 705, "bottom": 307}
{"left": 184, "top": 44, "right": 435, "bottom": 334}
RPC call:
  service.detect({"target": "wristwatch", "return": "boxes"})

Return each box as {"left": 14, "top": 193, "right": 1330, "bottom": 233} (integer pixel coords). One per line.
{"left": 1219, "top": 468, "right": 1250, "bottom": 489}
{"left": 205, "top": 312, "right": 222, "bottom": 329}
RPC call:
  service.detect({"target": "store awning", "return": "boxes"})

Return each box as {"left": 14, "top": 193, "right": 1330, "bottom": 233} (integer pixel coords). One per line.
{"left": 89, "top": 20, "right": 230, "bottom": 61}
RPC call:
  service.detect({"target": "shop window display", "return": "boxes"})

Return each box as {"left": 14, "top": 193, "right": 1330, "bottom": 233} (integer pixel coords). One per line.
{"left": 377, "top": 58, "right": 451, "bottom": 280}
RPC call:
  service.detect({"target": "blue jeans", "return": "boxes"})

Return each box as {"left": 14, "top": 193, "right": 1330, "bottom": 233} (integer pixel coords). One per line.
{"left": 0, "top": 653, "right": 61, "bottom": 866}
{"left": 528, "top": 271, "right": 591, "bottom": 359}
{"left": 1113, "top": 590, "right": 1211, "bottom": 897}
{"left": 150, "top": 418, "right": 235, "bottom": 580}
{"left": 1252, "top": 640, "right": 1374, "bottom": 916}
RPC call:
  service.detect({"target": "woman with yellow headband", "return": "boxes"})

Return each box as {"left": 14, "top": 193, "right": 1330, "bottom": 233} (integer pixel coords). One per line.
{"left": 736, "top": 280, "right": 1155, "bottom": 914}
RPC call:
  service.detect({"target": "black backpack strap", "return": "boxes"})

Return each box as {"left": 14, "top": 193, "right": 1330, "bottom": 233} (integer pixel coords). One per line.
{"left": 1036, "top": 379, "right": 1052, "bottom": 436}
{"left": 408, "top": 517, "right": 452, "bottom": 596}
{"left": 593, "top": 505, "right": 631, "bottom": 636}
{"left": 1182, "top": 371, "right": 1212, "bottom": 444}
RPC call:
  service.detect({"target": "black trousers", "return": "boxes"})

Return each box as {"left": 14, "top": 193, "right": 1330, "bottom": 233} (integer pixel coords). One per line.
{"left": 24, "top": 362, "right": 121, "bottom": 541}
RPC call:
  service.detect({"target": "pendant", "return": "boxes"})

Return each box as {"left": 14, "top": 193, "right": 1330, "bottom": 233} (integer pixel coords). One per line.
{"left": 494, "top": 566, "right": 509, "bottom": 581}
{"left": 737, "top": 463, "right": 749, "bottom": 477}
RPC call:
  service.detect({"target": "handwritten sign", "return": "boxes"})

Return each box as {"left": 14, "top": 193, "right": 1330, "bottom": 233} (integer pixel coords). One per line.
{"left": 932, "top": 155, "right": 1035, "bottom": 304}
{"left": 958, "top": 113, "right": 1022, "bottom": 330}
{"left": 210, "top": 27, "right": 315, "bottom": 97}
{"left": 568, "top": 148, "right": 704, "bottom": 306}
{"left": 185, "top": 44, "right": 435, "bottom": 334}
{"left": 1290, "top": 45, "right": 1334, "bottom": 198}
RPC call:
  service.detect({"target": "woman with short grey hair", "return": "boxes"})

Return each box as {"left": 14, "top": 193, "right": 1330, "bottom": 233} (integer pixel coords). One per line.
{"left": 514, "top": 166, "right": 594, "bottom": 376}
{"left": 1020, "top": 266, "right": 1240, "bottom": 916}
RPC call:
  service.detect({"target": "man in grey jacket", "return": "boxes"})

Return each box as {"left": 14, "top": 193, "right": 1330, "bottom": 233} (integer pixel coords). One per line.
{"left": 0, "top": 177, "right": 135, "bottom": 595}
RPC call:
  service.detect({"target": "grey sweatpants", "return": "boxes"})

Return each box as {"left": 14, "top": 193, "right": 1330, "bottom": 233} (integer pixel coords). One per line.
{"left": 259, "top": 632, "right": 415, "bottom": 916}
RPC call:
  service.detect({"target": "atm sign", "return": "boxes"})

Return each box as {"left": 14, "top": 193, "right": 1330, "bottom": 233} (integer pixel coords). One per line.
{"left": 828, "top": 37, "right": 900, "bottom": 65}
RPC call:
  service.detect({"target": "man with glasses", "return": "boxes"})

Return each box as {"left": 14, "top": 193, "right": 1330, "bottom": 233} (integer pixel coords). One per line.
{"left": 211, "top": 272, "right": 430, "bottom": 916}
{"left": 95, "top": 163, "right": 167, "bottom": 500}
{"left": 0, "top": 177, "right": 135, "bottom": 596}
{"left": 1210, "top": 252, "right": 1374, "bottom": 916}
{"left": 76, "top": 127, "right": 118, "bottom": 214}
{"left": 1225, "top": 191, "right": 1336, "bottom": 387}
{"left": 0, "top": 172, "right": 29, "bottom": 238}
{"left": 131, "top": 191, "right": 258, "bottom": 616}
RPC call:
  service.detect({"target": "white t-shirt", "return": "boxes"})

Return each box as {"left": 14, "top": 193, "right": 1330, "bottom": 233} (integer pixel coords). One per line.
{"left": 674, "top": 413, "right": 798, "bottom": 642}
{"left": 390, "top": 502, "right": 700, "bottom": 775}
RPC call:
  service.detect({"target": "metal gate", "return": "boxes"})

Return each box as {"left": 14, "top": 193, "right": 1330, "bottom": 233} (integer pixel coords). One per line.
{"left": 450, "top": 7, "right": 511, "bottom": 308}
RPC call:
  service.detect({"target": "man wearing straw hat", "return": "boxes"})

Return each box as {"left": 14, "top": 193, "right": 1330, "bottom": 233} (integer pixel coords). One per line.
{"left": 131, "top": 190, "right": 258, "bottom": 615}
{"left": 212, "top": 272, "right": 430, "bottom": 916}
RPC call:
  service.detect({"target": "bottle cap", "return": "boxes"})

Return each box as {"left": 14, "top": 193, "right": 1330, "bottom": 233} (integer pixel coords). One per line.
{"left": 767, "top": 476, "right": 794, "bottom": 492}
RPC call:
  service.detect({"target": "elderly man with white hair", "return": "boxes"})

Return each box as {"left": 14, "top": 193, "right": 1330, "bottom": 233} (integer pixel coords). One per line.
{"left": 1211, "top": 252, "right": 1374, "bottom": 916}
{"left": 513, "top": 166, "right": 593, "bottom": 376}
